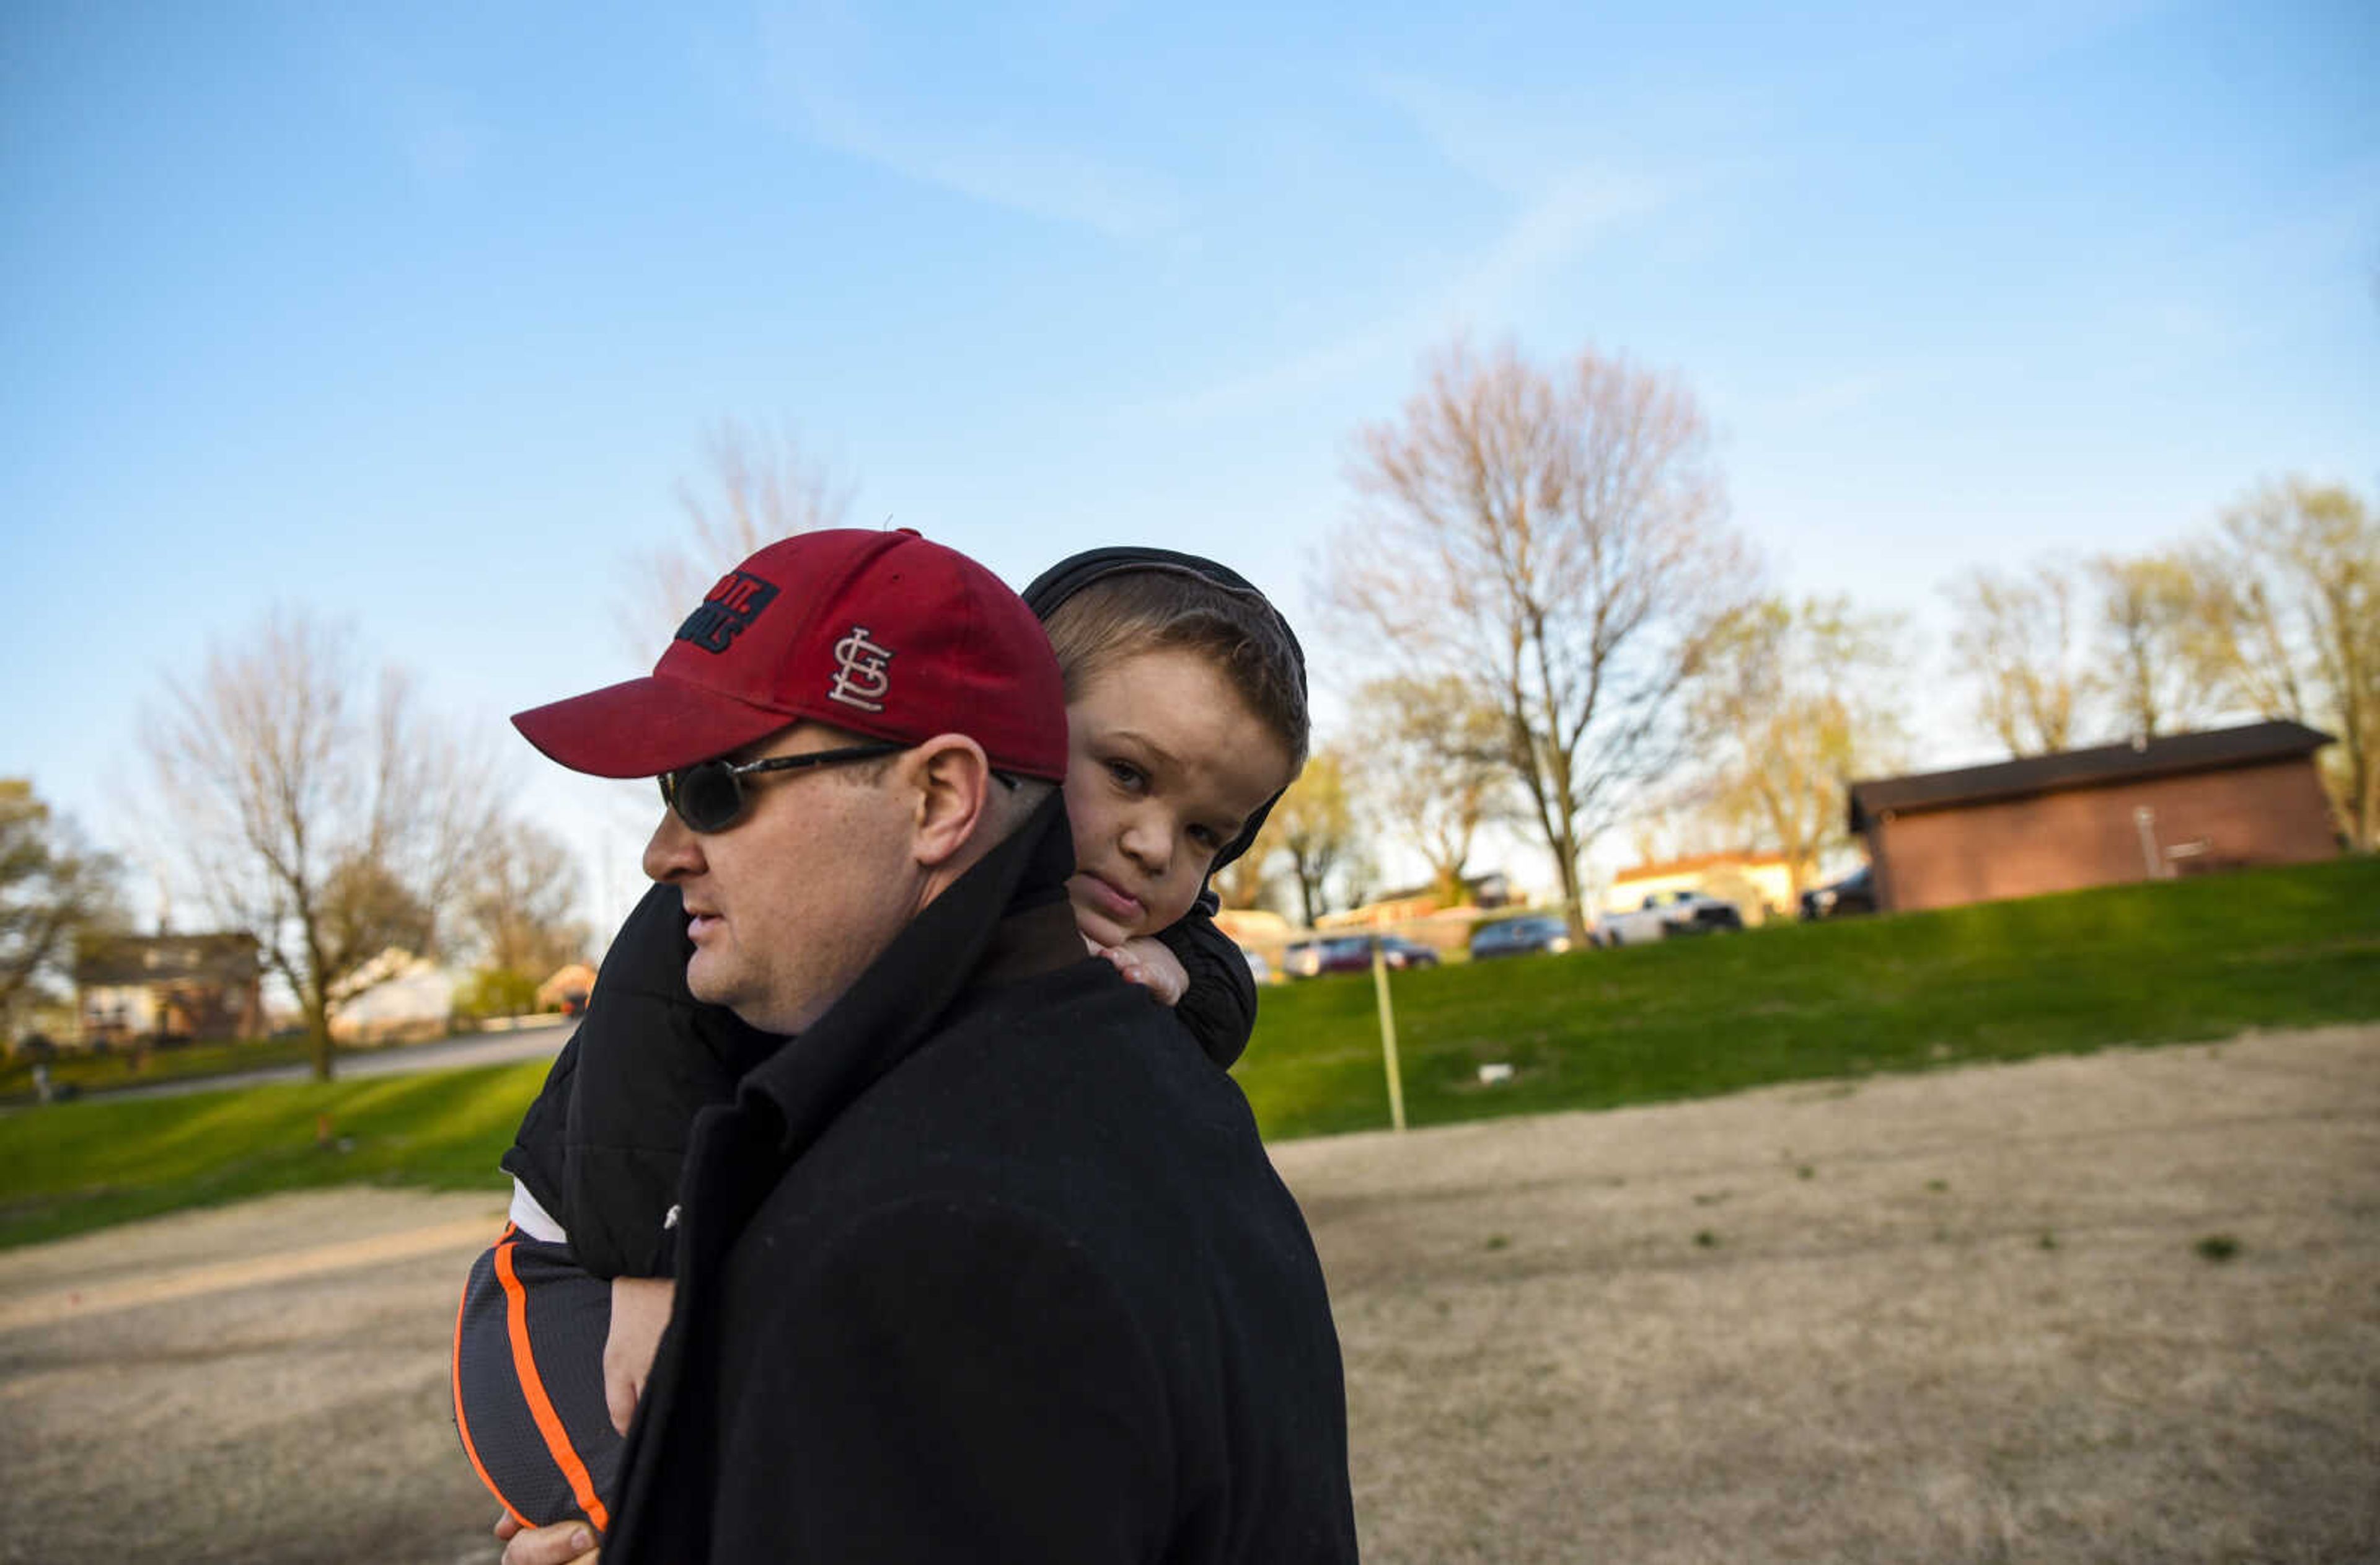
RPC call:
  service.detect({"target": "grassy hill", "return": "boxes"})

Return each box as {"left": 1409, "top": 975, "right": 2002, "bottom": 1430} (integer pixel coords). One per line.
{"left": 2, "top": 856, "right": 2373, "bottom": 1248}
{"left": 0, "top": 1058, "right": 551, "bottom": 1249}
{"left": 1230, "top": 855, "right": 2380, "bottom": 1139}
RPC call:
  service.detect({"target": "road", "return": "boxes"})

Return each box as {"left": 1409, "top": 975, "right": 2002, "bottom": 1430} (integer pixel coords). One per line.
{"left": 80, "top": 1019, "right": 580, "bottom": 1103}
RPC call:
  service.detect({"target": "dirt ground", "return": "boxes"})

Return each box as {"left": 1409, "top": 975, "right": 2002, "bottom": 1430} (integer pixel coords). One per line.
{"left": 2, "top": 1025, "right": 2374, "bottom": 1563}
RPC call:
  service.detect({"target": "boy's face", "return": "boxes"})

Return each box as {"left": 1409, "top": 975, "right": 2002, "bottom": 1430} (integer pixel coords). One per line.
{"left": 1062, "top": 647, "right": 1293, "bottom": 950}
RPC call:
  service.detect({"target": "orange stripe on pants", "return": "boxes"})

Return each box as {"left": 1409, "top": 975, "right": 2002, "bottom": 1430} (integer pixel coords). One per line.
{"left": 452, "top": 1225, "right": 532, "bottom": 1530}
{"left": 495, "top": 1238, "right": 613, "bottom": 1532}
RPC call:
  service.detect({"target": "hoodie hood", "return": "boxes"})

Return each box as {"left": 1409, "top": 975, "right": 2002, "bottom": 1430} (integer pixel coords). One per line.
{"left": 1020, "top": 546, "right": 1307, "bottom": 876}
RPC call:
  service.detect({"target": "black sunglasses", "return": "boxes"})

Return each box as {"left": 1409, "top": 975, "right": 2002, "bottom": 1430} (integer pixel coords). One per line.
{"left": 658, "top": 743, "right": 908, "bottom": 833}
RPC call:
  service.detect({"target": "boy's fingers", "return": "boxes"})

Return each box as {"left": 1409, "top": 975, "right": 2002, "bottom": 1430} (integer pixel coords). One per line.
{"left": 1113, "top": 937, "right": 1189, "bottom": 1005}
{"left": 1095, "top": 942, "right": 1188, "bottom": 1005}
{"left": 501, "top": 1519, "right": 597, "bottom": 1565}
{"left": 603, "top": 1276, "right": 674, "bottom": 1435}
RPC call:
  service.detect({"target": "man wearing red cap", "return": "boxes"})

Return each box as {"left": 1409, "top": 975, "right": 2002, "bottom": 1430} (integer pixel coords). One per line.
{"left": 498, "top": 530, "right": 1358, "bottom": 1564}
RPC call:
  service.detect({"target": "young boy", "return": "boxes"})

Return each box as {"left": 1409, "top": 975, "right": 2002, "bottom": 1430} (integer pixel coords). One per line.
{"left": 453, "top": 544, "right": 1308, "bottom": 1533}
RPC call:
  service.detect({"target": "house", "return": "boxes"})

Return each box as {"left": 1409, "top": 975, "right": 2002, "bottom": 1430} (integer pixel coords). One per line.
{"left": 1847, "top": 720, "right": 2337, "bottom": 913}
{"left": 74, "top": 932, "right": 265, "bottom": 1047}
{"left": 537, "top": 963, "right": 599, "bottom": 1016}
{"left": 333, "top": 949, "right": 457, "bottom": 1045}
{"left": 1311, "top": 871, "right": 1514, "bottom": 931}
{"left": 1603, "top": 850, "right": 1794, "bottom": 925}
{"left": 1210, "top": 907, "right": 1298, "bottom": 976}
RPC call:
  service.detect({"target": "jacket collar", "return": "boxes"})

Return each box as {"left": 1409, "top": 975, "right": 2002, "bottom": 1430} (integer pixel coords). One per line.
{"left": 729, "top": 789, "right": 1083, "bottom": 1160}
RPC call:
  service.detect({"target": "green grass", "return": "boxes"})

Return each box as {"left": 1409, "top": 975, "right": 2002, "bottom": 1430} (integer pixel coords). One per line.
{"left": 0, "top": 1034, "right": 323, "bottom": 1101}
{"left": 0, "top": 1060, "right": 549, "bottom": 1249}
{"left": 1229, "top": 855, "right": 2380, "bottom": 1140}
{"left": 3, "top": 856, "right": 2375, "bottom": 1251}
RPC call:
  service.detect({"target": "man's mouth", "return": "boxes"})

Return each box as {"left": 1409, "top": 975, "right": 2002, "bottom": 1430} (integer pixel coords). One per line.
{"left": 686, "top": 907, "right": 725, "bottom": 941}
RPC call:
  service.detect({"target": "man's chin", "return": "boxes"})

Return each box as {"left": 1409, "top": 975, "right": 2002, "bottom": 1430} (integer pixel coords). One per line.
{"left": 684, "top": 953, "right": 738, "bottom": 1010}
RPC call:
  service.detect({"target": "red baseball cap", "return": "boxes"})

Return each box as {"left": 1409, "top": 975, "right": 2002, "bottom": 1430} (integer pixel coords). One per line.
{"left": 512, "top": 529, "right": 1069, "bottom": 782}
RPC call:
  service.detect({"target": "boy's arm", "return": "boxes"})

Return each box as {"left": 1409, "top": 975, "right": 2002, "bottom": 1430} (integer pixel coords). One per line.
{"left": 1150, "top": 888, "right": 1257, "bottom": 1069}
{"left": 498, "top": 1031, "right": 581, "bottom": 1223}
{"left": 563, "top": 883, "right": 778, "bottom": 1280}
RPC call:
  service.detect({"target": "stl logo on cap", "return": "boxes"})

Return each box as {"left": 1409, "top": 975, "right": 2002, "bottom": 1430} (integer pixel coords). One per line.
{"left": 676, "top": 571, "right": 780, "bottom": 655}
{"left": 828, "top": 625, "right": 894, "bottom": 713}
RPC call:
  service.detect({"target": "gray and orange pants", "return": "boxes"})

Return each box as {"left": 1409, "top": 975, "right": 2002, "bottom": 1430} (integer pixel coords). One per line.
{"left": 451, "top": 1225, "right": 622, "bottom": 1533}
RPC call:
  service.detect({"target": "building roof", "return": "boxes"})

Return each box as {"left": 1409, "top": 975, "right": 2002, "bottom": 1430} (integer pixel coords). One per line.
{"left": 74, "top": 932, "right": 262, "bottom": 988}
{"left": 1361, "top": 870, "right": 1512, "bottom": 906}
{"left": 1611, "top": 849, "right": 1789, "bottom": 884}
{"left": 1847, "top": 720, "right": 2334, "bottom": 832}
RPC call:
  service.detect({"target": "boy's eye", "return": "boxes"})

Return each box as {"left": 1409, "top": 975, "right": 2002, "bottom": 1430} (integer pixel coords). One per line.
{"left": 1106, "top": 759, "right": 1146, "bottom": 790}
{"left": 1189, "top": 824, "right": 1225, "bottom": 852}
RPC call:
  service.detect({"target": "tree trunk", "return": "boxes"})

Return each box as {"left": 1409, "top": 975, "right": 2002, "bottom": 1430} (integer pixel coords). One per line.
{"left": 1294, "top": 857, "right": 1324, "bottom": 927}
{"left": 300, "top": 920, "right": 337, "bottom": 1083}
{"left": 306, "top": 997, "right": 335, "bottom": 1083}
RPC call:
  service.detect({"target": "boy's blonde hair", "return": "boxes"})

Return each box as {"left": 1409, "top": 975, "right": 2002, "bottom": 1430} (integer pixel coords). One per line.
{"left": 1040, "top": 568, "right": 1310, "bottom": 774}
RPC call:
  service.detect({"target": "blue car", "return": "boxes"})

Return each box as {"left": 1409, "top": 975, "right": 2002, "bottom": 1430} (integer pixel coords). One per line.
{"left": 1467, "top": 915, "right": 1576, "bottom": 961}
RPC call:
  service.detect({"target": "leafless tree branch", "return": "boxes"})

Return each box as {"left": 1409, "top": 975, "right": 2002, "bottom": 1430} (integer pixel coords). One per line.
{"left": 1318, "top": 338, "right": 1758, "bottom": 939}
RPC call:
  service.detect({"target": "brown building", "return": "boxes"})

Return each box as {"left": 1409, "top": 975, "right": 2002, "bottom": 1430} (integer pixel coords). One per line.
{"left": 74, "top": 932, "right": 266, "bottom": 1047}
{"left": 1848, "top": 721, "right": 2338, "bottom": 913}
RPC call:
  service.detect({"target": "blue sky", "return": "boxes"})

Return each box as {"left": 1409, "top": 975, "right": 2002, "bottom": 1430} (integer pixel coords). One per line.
{"left": 4, "top": 0, "right": 2374, "bottom": 931}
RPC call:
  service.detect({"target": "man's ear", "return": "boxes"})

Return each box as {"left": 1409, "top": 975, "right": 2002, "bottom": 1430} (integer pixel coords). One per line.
{"left": 901, "top": 734, "right": 993, "bottom": 870}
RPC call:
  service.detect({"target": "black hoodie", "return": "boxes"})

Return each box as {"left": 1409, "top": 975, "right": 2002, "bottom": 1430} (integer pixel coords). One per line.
{"left": 500, "top": 545, "right": 1302, "bottom": 1280}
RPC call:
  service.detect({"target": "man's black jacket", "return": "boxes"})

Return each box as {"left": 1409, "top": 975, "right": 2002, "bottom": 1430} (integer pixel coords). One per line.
{"left": 498, "top": 874, "right": 1255, "bottom": 1279}
{"left": 602, "top": 794, "right": 1359, "bottom": 1563}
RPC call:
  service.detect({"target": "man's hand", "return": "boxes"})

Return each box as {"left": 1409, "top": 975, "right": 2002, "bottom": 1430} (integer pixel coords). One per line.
{"left": 1095, "top": 937, "right": 1189, "bottom": 1007}
{"left": 495, "top": 1514, "right": 598, "bottom": 1565}
{"left": 605, "top": 1275, "right": 675, "bottom": 1435}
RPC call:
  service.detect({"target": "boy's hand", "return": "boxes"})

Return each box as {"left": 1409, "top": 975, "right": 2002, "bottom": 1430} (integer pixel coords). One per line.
{"left": 495, "top": 1514, "right": 597, "bottom": 1565}
{"left": 604, "top": 1276, "right": 675, "bottom": 1435}
{"left": 1093, "top": 937, "right": 1189, "bottom": 1007}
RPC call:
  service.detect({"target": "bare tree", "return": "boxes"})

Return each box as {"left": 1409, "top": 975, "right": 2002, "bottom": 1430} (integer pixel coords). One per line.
{"left": 1321, "top": 338, "right": 1756, "bottom": 943}
{"left": 141, "top": 612, "right": 497, "bottom": 1079}
{"left": 1, "top": 781, "right": 123, "bottom": 1039}
{"left": 464, "top": 818, "right": 590, "bottom": 979}
{"left": 619, "top": 419, "right": 855, "bottom": 650}
{"left": 1347, "top": 675, "right": 1509, "bottom": 905}
{"left": 2084, "top": 550, "right": 2229, "bottom": 739}
{"left": 1686, "top": 597, "right": 1910, "bottom": 897}
{"left": 1944, "top": 560, "right": 2087, "bottom": 756}
{"left": 2198, "top": 480, "right": 2379, "bottom": 849}
{"left": 1271, "top": 749, "right": 1359, "bottom": 928}
{"left": 1210, "top": 835, "right": 1280, "bottom": 913}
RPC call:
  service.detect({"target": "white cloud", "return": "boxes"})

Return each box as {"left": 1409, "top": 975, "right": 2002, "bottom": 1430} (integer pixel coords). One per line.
{"left": 1768, "top": 369, "right": 1897, "bottom": 426}
{"left": 752, "top": 2, "right": 1184, "bottom": 242}
{"left": 1154, "top": 164, "right": 1684, "bottom": 425}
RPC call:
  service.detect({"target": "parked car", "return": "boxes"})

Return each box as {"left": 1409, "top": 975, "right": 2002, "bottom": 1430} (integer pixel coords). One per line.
{"left": 1241, "top": 947, "right": 1273, "bottom": 985}
{"left": 1467, "top": 914, "right": 1576, "bottom": 961}
{"left": 1283, "top": 936, "right": 1372, "bottom": 978}
{"left": 1598, "top": 889, "right": 1745, "bottom": 946}
{"left": 1376, "top": 935, "right": 1441, "bottom": 971}
{"left": 1799, "top": 865, "right": 1876, "bottom": 921}
{"left": 1283, "top": 934, "right": 1442, "bottom": 978}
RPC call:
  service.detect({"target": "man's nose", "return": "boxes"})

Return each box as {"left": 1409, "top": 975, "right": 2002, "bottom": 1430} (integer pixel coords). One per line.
{"left": 643, "top": 810, "right": 707, "bottom": 883}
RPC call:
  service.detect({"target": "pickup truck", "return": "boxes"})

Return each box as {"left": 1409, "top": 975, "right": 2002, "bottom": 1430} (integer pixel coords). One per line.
{"left": 1597, "top": 889, "right": 1745, "bottom": 946}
